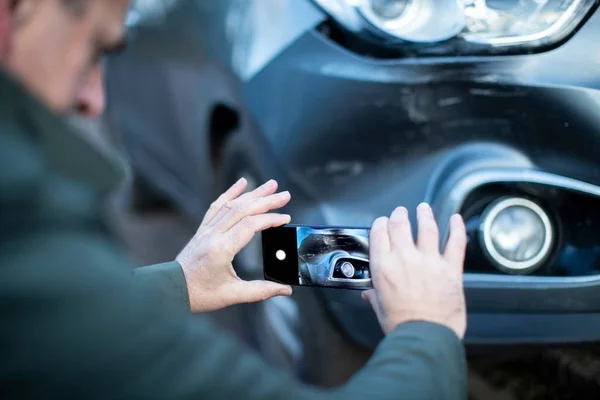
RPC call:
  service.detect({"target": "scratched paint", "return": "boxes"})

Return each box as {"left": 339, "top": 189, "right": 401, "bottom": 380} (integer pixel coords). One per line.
{"left": 227, "top": 0, "right": 325, "bottom": 81}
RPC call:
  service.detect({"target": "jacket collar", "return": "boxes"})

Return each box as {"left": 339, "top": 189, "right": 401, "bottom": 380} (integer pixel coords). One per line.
{"left": 0, "top": 67, "right": 125, "bottom": 192}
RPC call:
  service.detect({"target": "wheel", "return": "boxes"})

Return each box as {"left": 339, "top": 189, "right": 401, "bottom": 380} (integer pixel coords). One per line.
{"left": 217, "top": 133, "right": 372, "bottom": 386}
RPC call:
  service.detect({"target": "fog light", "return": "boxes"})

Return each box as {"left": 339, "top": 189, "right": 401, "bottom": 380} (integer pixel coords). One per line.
{"left": 479, "top": 197, "right": 553, "bottom": 274}
{"left": 340, "top": 261, "right": 356, "bottom": 278}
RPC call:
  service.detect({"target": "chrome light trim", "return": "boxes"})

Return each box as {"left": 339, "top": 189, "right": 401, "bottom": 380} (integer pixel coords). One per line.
{"left": 432, "top": 168, "right": 600, "bottom": 244}
{"left": 328, "top": 253, "right": 371, "bottom": 283}
{"left": 429, "top": 166, "right": 600, "bottom": 286}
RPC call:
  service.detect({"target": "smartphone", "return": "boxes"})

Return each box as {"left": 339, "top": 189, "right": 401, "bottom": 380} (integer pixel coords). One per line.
{"left": 262, "top": 225, "right": 372, "bottom": 289}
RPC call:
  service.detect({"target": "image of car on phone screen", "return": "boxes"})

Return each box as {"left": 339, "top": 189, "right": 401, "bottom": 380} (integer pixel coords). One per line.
{"left": 297, "top": 227, "right": 372, "bottom": 289}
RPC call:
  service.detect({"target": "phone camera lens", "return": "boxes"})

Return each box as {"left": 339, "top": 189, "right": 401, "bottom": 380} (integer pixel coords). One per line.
{"left": 340, "top": 262, "right": 355, "bottom": 278}
{"left": 276, "top": 250, "right": 286, "bottom": 261}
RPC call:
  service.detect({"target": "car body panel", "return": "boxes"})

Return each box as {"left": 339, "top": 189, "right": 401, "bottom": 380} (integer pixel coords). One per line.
{"left": 106, "top": 0, "right": 600, "bottom": 348}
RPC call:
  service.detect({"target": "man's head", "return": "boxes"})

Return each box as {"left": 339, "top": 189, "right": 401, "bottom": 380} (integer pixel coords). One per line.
{"left": 0, "top": 0, "right": 129, "bottom": 118}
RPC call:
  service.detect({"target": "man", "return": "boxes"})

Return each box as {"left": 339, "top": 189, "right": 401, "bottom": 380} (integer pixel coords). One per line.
{"left": 0, "top": 1, "right": 469, "bottom": 399}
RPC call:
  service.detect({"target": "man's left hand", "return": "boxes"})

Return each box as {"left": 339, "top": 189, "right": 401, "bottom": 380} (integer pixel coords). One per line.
{"left": 176, "top": 178, "right": 293, "bottom": 313}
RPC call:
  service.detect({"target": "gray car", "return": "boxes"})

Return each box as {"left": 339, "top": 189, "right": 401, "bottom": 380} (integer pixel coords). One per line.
{"left": 106, "top": 0, "right": 600, "bottom": 386}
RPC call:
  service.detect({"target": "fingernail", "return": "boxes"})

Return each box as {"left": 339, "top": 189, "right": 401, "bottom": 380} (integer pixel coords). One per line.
{"left": 361, "top": 292, "right": 369, "bottom": 302}
{"left": 281, "top": 286, "right": 293, "bottom": 296}
{"left": 418, "top": 203, "right": 432, "bottom": 213}
{"left": 279, "top": 191, "right": 291, "bottom": 198}
{"left": 265, "top": 179, "right": 276, "bottom": 186}
{"left": 451, "top": 214, "right": 463, "bottom": 224}
{"left": 372, "top": 216, "right": 388, "bottom": 228}
{"left": 396, "top": 206, "right": 408, "bottom": 217}
{"left": 237, "top": 177, "right": 247, "bottom": 184}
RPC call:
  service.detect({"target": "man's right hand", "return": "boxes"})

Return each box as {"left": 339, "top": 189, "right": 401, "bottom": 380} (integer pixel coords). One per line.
{"left": 362, "top": 203, "right": 468, "bottom": 339}
{"left": 176, "top": 178, "right": 293, "bottom": 313}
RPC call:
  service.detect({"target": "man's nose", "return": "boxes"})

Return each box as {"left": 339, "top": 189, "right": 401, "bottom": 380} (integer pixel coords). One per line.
{"left": 75, "top": 63, "right": 106, "bottom": 118}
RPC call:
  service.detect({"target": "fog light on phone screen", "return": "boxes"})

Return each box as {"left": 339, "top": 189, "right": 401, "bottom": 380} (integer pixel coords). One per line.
{"left": 370, "top": 0, "right": 411, "bottom": 19}
{"left": 479, "top": 197, "right": 553, "bottom": 274}
{"left": 340, "top": 262, "right": 355, "bottom": 278}
{"left": 276, "top": 250, "right": 286, "bottom": 261}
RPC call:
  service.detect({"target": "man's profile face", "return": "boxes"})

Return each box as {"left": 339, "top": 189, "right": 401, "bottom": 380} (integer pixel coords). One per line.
{"left": 1, "top": 0, "right": 130, "bottom": 117}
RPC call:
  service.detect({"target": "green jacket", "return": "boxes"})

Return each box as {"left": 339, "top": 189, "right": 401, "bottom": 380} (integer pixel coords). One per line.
{"left": 0, "top": 68, "right": 467, "bottom": 399}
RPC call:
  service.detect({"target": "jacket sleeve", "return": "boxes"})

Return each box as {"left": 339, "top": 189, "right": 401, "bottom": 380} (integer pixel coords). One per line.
{"left": 0, "top": 222, "right": 466, "bottom": 400}
{"left": 133, "top": 262, "right": 191, "bottom": 313}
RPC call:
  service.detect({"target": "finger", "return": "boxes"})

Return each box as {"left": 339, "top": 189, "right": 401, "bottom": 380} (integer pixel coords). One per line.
{"left": 388, "top": 206, "right": 415, "bottom": 250}
{"left": 361, "top": 289, "right": 375, "bottom": 304}
{"left": 204, "top": 180, "right": 279, "bottom": 229}
{"left": 369, "top": 217, "right": 391, "bottom": 263}
{"left": 201, "top": 178, "right": 248, "bottom": 226}
{"left": 237, "top": 179, "right": 278, "bottom": 201}
{"left": 443, "top": 214, "right": 467, "bottom": 271}
{"left": 361, "top": 289, "right": 383, "bottom": 320}
{"left": 231, "top": 280, "right": 293, "bottom": 304}
{"left": 416, "top": 203, "right": 440, "bottom": 254}
{"left": 228, "top": 213, "right": 291, "bottom": 254}
{"left": 213, "top": 191, "right": 291, "bottom": 232}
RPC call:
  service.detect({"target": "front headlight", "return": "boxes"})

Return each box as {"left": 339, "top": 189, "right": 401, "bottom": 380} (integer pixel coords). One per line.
{"left": 313, "top": 0, "right": 597, "bottom": 53}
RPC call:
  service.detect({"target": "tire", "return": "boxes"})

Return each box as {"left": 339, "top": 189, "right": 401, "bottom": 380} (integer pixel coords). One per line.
{"left": 217, "top": 133, "right": 372, "bottom": 386}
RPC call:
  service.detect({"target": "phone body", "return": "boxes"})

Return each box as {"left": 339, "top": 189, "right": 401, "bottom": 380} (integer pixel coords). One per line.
{"left": 262, "top": 224, "right": 372, "bottom": 290}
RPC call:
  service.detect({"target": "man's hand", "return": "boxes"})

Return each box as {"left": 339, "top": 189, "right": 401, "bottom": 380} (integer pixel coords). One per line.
{"left": 362, "top": 203, "right": 467, "bottom": 339}
{"left": 176, "top": 178, "right": 293, "bottom": 313}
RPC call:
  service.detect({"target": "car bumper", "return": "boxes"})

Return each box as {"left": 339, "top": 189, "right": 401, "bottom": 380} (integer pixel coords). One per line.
{"left": 240, "top": 8, "right": 600, "bottom": 347}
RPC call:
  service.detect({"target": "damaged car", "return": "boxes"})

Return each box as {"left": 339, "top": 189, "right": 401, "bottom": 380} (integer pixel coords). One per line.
{"left": 105, "top": 0, "right": 600, "bottom": 386}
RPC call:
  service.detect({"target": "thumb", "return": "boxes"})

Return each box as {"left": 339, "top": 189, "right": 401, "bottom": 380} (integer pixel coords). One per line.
{"left": 362, "top": 289, "right": 376, "bottom": 305}
{"left": 361, "top": 289, "right": 383, "bottom": 318}
{"left": 235, "top": 280, "right": 293, "bottom": 304}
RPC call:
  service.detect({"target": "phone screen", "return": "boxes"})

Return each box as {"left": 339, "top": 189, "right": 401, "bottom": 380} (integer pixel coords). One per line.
{"left": 262, "top": 225, "right": 372, "bottom": 289}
